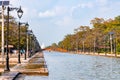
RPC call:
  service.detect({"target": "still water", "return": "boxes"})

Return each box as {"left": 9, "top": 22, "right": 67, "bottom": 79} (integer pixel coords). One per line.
{"left": 25, "top": 51, "right": 120, "bottom": 80}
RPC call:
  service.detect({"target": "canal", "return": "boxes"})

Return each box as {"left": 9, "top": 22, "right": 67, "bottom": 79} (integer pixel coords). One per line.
{"left": 25, "top": 51, "right": 120, "bottom": 80}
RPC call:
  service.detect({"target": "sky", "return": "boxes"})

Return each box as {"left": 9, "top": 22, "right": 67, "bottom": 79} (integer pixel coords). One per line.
{"left": 8, "top": 0, "right": 120, "bottom": 47}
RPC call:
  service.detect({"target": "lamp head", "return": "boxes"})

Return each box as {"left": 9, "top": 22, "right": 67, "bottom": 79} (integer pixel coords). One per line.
{"left": 17, "top": 6, "right": 23, "bottom": 19}
{"left": 26, "top": 22, "right": 29, "bottom": 27}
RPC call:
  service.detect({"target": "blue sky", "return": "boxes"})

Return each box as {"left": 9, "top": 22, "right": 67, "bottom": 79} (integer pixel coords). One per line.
{"left": 9, "top": 0, "right": 120, "bottom": 47}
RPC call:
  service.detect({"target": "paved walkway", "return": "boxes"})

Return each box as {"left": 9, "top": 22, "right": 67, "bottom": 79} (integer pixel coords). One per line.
{"left": 0, "top": 52, "right": 48, "bottom": 80}
{"left": 11, "top": 52, "right": 48, "bottom": 75}
{"left": 0, "top": 72, "right": 20, "bottom": 80}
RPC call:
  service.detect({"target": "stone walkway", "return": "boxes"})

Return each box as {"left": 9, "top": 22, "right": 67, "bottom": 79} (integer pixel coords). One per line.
{"left": 11, "top": 52, "right": 48, "bottom": 75}
{"left": 0, "top": 72, "right": 20, "bottom": 80}
{"left": 0, "top": 52, "right": 48, "bottom": 80}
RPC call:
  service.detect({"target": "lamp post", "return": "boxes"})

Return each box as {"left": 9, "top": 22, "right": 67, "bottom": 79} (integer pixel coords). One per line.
{"left": 20, "top": 22, "right": 29, "bottom": 60}
{"left": 26, "top": 30, "right": 29, "bottom": 58}
{"left": 27, "top": 30, "right": 33, "bottom": 57}
{"left": 1, "top": 5, "right": 5, "bottom": 64}
{"left": 17, "top": 6, "right": 23, "bottom": 63}
{"left": 26, "top": 29, "right": 29, "bottom": 58}
{"left": 4, "top": 6, "right": 23, "bottom": 71}
{"left": 25, "top": 23, "right": 29, "bottom": 60}
{"left": 4, "top": 6, "right": 10, "bottom": 72}
{"left": 16, "top": 22, "right": 28, "bottom": 60}
{"left": 0, "top": 0, "right": 9, "bottom": 65}
{"left": 109, "top": 32, "right": 114, "bottom": 54}
{"left": 29, "top": 30, "right": 33, "bottom": 57}
{"left": 32, "top": 35, "right": 36, "bottom": 55}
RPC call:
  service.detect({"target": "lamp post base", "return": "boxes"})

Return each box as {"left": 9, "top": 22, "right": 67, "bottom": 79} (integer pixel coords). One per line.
{"left": 18, "top": 54, "right": 21, "bottom": 64}
{"left": 4, "top": 57, "right": 10, "bottom": 72}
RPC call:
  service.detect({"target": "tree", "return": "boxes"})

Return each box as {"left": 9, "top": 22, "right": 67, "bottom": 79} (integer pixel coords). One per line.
{"left": 0, "top": 15, "right": 28, "bottom": 49}
{"left": 57, "top": 15, "right": 120, "bottom": 54}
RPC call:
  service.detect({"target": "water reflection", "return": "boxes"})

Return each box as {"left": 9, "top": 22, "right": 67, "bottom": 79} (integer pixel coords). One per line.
{"left": 25, "top": 51, "right": 120, "bottom": 80}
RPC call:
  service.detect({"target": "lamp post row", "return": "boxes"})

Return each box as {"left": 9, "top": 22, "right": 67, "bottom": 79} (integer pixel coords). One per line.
{"left": 18, "top": 22, "right": 29, "bottom": 61}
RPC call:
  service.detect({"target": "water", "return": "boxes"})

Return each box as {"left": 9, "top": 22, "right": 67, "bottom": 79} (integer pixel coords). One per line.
{"left": 25, "top": 51, "right": 120, "bottom": 80}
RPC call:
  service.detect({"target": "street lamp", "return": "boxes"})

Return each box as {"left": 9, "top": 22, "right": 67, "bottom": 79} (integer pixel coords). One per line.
{"left": 27, "top": 30, "right": 33, "bottom": 57}
{"left": 0, "top": 0, "right": 9, "bottom": 65}
{"left": 32, "top": 35, "right": 36, "bottom": 55}
{"left": 16, "top": 22, "right": 28, "bottom": 61}
{"left": 17, "top": 6, "right": 23, "bottom": 19}
{"left": 20, "top": 22, "right": 29, "bottom": 60}
{"left": 29, "top": 34, "right": 34, "bottom": 56}
{"left": 25, "top": 23, "right": 29, "bottom": 60}
{"left": 4, "top": 6, "right": 23, "bottom": 72}
{"left": 17, "top": 6, "right": 23, "bottom": 64}
{"left": 25, "top": 23, "right": 30, "bottom": 59}
{"left": 4, "top": 6, "right": 10, "bottom": 72}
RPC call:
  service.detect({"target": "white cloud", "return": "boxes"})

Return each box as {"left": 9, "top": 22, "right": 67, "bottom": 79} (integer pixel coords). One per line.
{"left": 39, "top": 6, "right": 67, "bottom": 18}
{"left": 99, "top": 6, "right": 110, "bottom": 13}
{"left": 81, "top": 3, "right": 93, "bottom": 8}
{"left": 55, "top": 16, "right": 73, "bottom": 26}
{"left": 97, "top": 1, "right": 120, "bottom": 18}
{"left": 71, "top": 2, "right": 93, "bottom": 10}
{"left": 71, "top": 2, "right": 93, "bottom": 16}
{"left": 55, "top": 6, "right": 67, "bottom": 15}
{"left": 39, "top": 10, "right": 56, "bottom": 17}
{"left": 96, "top": 0, "right": 108, "bottom": 6}
{"left": 23, "top": 8, "right": 38, "bottom": 18}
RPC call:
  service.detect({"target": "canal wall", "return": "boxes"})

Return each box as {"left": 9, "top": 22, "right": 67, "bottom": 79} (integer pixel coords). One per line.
{"left": 69, "top": 51, "right": 120, "bottom": 58}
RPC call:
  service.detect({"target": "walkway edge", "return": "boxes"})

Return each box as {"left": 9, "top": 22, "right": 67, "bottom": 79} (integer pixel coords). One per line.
{"left": 0, "top": 72, "right": 21, "bottom": 80}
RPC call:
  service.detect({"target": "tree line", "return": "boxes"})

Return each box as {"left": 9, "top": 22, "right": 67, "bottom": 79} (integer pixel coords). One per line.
{"left": 0, "top": 15, "right": 32, "bottom": 50}
{"left": 52, "top": 16, "right": 120, "bottom": 54}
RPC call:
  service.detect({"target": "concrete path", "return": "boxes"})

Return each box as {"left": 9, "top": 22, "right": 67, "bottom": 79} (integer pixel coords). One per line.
{"left": 11, "top": 52, "right": 48, "bottom": 76}
{"left": 0, "top": 72, "right": 20, "bottom": 80}
{"left": 0, "top": 52, "right": 48, "bottom": 80}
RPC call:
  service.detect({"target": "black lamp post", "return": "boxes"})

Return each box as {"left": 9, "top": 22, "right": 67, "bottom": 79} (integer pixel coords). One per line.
{"left": 17, "top": 6, "right": 23, "bottom": 19}
{"left": 24, "top": 23, "right": 29, "bottom": 60}
{"left": 27, "top": 30, "right": 33, "bottom": 58}
{"left": 29, "top": 30, "right": 33, "bottom": 57}
{"left": 26, "top": 23, "right": 29, "bottom": 60}
{"left": 4, "top": 6, "right": 23, "bottom": 72}
{"left": 17, "top": 6, "right": 23, "bottom": 63}
{"left": 17, "top": 22, "right": 28, "bottom": 60}
{"left": 4, "top": 6, "right": 10, "bottom": 72}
